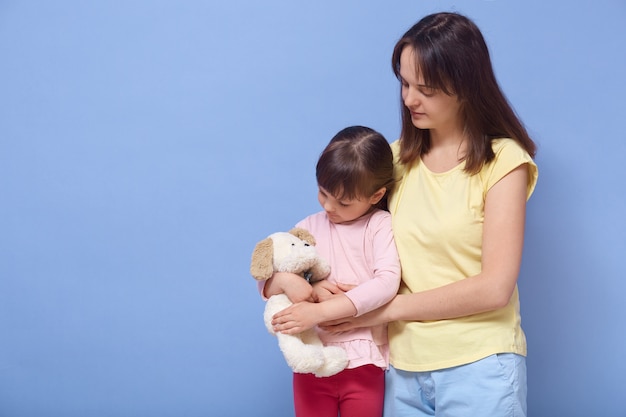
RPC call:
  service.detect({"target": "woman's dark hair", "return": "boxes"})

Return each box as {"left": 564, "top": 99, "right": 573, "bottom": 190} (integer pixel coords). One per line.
{"left": 391, "top": 12, "right": 536, "bottom": 173}
{"left": 316, "top": 126, "right": 394, "bottom": 211}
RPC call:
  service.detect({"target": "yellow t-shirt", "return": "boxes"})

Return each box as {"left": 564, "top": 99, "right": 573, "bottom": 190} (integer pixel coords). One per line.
{"left": 388, "top": 138, "right": 538, "bottom": 372}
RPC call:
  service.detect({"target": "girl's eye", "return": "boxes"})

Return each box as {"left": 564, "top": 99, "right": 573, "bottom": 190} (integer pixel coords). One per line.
{"left": 339, "top": 201, "right": 350, "bottom": 207}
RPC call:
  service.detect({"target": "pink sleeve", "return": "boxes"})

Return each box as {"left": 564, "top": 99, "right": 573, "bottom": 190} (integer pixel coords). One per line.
{"left": 344, "top": 213, "right": 401, "bottom": 317}
{"left": 257, "top": 280, "right": 268, "bottom": 301}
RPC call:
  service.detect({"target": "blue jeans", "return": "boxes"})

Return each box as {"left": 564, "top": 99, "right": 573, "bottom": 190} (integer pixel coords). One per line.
{"left": 384, "top": 353, "right": 527, "bottom": 417}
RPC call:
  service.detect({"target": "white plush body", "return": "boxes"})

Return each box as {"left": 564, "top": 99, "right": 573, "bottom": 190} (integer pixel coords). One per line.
{"left": 264, "top": 294, "right": 348, "bottom": 377}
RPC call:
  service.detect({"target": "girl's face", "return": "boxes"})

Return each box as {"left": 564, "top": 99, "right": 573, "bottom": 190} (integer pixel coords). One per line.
{"left": 317, "top": 186, "right": 384, "bottom": 224}
{"left": 399, "top": 47, "right": 463, "bottom": 135}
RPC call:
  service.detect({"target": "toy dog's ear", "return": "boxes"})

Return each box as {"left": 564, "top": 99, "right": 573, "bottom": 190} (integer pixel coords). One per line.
{"left": 250, "top": 238, "right": 275, "bottom": 281}
{"left": 289, "top": 227, "right": 316, "bottom": 246}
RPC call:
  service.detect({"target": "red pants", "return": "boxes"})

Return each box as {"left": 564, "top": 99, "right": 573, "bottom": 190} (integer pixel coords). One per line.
{"left": 293, "top": 364, "right": 385, "bottom": 417}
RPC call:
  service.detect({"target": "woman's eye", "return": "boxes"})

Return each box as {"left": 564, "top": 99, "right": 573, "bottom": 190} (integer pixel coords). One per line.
{"left": 419, "top": 86, "right": 436, "bottom": 97}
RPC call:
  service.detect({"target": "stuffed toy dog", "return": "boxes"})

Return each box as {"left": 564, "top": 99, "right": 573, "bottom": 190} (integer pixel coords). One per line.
{"left": 250, "top": 228, "right": 348, "bottom": 377}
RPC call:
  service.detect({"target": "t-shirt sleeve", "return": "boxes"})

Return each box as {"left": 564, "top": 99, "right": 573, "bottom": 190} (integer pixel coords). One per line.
{"left": 483, "top": 139, "right": 538, "bottom": 200}
{"left": 257, "top": 280, "right": 268, "bottom": 300}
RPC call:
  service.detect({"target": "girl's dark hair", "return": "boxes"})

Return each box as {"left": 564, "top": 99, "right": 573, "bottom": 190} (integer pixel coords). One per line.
{"left": 316, "top": 126, "right": 394, "bottom": 211}
{"left": 391, "top": 12, "right": 536, "bottom": 173}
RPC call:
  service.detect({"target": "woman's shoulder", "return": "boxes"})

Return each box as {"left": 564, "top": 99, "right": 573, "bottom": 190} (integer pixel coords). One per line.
{"left": 390, "top": 139, "right": 403, "bottom": 163}
{"left": 390, "top": 139, "right": 401, "bottom": 153}
{"left": 491, "top": 138, "right": 532, "bottom": 159}
{"left": 485, "top": 138, "right": 538, "bottom": 197}
{"left": 390, "top": 139, "right": 410, "bottom": 180}
{"left": 489, "top": 138, "right": 536, "bottom": 169}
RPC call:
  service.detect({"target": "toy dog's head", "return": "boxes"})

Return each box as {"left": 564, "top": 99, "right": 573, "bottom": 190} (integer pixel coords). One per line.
{"left": 250, "top": 228, "right": 329, "bottom": 281}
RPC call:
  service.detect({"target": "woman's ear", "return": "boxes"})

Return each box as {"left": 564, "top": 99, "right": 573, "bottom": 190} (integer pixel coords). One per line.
{"left": 369, "top": 187, "right": 387, "bottom": 205}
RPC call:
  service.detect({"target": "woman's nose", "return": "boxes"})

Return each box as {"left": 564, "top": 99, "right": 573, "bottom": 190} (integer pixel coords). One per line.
{"left": 404, "top": 87, "right": 419, "bottom": 107}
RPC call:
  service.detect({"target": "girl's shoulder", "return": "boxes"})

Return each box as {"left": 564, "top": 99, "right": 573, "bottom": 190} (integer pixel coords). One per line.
{"left": 295, "top": 210, "right": 328, "bottom": 231}
{"left": 365, "top": 209, "right": 392, "bottom": 231}
{"left": 369, "top": 208, "right": 391, "bottom": 221}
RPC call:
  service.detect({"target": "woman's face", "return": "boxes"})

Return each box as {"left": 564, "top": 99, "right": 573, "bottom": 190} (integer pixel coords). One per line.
{"left": 399, "top": 47, "right": 463, "bottom": 135}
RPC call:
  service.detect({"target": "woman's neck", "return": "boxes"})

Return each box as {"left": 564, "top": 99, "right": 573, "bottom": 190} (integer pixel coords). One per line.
{"left": 423, "top": 128, "right": 467, "bottom": 173}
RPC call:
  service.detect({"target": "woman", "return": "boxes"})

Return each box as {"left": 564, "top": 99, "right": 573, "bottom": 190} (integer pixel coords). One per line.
{"left": 279, "top": 12, "right": 539, "bottom": 416}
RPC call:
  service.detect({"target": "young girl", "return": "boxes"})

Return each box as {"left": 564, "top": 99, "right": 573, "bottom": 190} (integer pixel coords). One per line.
{"left": 289, "top": 12, "right": 539, "bottom": 416}
{"left": 262, "top": 125, "right": 401, "bottom": 417}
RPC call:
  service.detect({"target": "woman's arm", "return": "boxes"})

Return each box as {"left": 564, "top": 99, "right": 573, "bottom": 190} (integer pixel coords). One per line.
{"left": 271, "top": 294, "right": 357, "bottom": 335}
{"left": 324, "top": 164, "right": 530, "bottom": 330}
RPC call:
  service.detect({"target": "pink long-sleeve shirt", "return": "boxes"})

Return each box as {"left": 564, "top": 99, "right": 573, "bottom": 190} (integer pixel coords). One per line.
{"left": 262, "top": 209, "right": 401, "bottom": 369}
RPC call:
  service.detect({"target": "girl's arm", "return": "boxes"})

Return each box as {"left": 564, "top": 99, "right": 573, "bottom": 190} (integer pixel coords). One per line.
{"left": 261, "top": 271, "right": 314, "bottom": 303}
{"left": 341, "top": 216, "right": 401, "bottom": 316}
{"left": 323, "top": 164, "right": 529, "bottom": 330}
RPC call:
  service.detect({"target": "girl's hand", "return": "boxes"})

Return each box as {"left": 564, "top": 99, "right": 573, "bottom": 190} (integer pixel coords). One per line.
{"left": 312, "top": 280, "right": 356, "bottom": 302}
{"left": 335, "top": 282, "right": 357, "bottom": 292}
{"left": 272, "top": 302, "right": 319, "bottom": 334}
{"left": 311, "top": 280, "right": 339, "bottom": 302}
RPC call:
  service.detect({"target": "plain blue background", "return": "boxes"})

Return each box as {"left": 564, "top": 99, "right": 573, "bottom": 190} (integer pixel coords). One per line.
{"left": 1, "top": 1, "right": 625, "bottom": 416}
